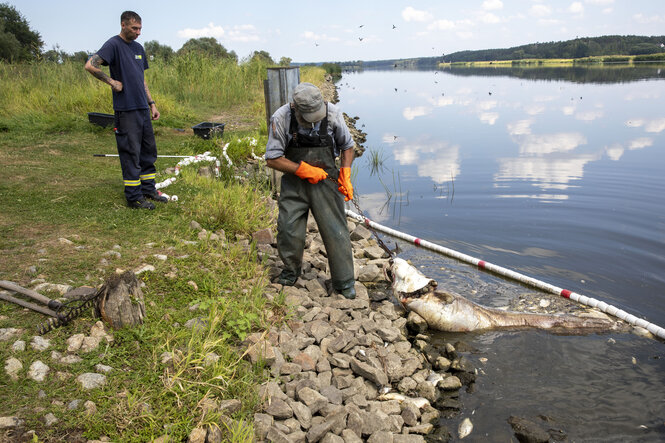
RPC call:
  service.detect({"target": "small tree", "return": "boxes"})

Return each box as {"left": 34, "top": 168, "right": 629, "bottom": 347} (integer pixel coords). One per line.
{"left": 278, "top": 56, "right": 292, "bottom": 66}
{"left": 249, "top": 50, "right": 274, "bottom": 64}
{"left": 178, "top": 37, "right": 237, "bottom": 62}
{"left": 0, "top": 2, "right": 43, "bottom": 61}
{"left": 144, "top": 40, "right": 174, "bottom": 61}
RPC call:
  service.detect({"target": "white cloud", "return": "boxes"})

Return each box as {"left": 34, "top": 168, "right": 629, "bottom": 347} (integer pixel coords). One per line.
{"left": 602, "top": 7, "right": 613, "bottom": 14}
{"left": 427, "top": 19, "right": 456, "bottom": 30}
{"left": 633, "top": 13, "right": 665, "bottom": 24}
{"left": 403, "top": 106, "right": 431, "bottom": 120}
{"left": 519, "top": 132, "right": 587, "bottom": 155}
{"left": 177, "top": 22, "right": 225, "bottom": 39}
{"left": 456, "top": 31, "right": 474, "bottom": 39}
{"left": 226, "top": 25, "right": 260, "bottom": 42}
{"left": 645, "top": 118, "right": 665, "bottom": 133}
{"left": 530, "top": 4, "right": 552, "bottom": 17}
{"left": 482, "top": 0, "right": 504, "bottom": 10}
{"left": 480, "top": 112, "right": 499, "bottom": 125}
{"left": 628, "top": 137, "right": 653, "bottom": 150}
{"left": 627, "top": 118, "right": 665, "bottom": 133}
{"left": 605, "top": 144, "right": 624, "bottom": 161}
{"left": 402, "top": 7, "right": 433, "bottom": 22}
{"left": 575, "top": 110, "right": 603, "bottom": 121}
{"left": 525, "top": 104, "right": 546, "bottom": 116}
{"left": 568, "top": 2, "right": 584, "bottom": 14}
{"left": 562, "top": 105, "right": 576, "bottom": 115}
{"left": 584, "top": 0, "right": 614, "bottom": 4}
{"left": 480, "top": 13, "right": 501, "bottom": 24}
{"left": 301, "top": 31, "right": 340, "bottom": 43}
{"left": 507, "top": 119, "right": 533, "bottom": 136}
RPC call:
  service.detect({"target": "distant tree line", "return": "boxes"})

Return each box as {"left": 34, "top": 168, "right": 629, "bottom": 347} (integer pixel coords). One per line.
{"left": 443, "top": 35, "right": 665, "bottom": 63}
{"left": 0, "top": 2, "right": 293, "bottom": 66}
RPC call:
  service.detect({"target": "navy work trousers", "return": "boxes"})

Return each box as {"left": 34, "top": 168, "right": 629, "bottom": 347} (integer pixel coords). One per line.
{"left": 114, "top": 109, "right": 158, "bottom": 201}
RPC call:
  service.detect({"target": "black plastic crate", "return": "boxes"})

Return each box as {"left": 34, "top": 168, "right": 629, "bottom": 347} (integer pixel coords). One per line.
{"left": 192, "top": 122, "right": 225, "bottom": 139}
{"left": 87, "top": 112, "right": 115, "bottom": 128}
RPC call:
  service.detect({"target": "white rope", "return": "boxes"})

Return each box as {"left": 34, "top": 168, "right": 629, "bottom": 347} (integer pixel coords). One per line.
{"left": 346, "top": 209, "right": 665, "bottom": 339}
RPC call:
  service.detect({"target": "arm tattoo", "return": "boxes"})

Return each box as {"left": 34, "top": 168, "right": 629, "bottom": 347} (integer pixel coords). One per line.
{"left": 89, "top": 54, "right": 111, "bottom": 83}
{"left": 144, "top": 81, "right": 153, "bottom": 102}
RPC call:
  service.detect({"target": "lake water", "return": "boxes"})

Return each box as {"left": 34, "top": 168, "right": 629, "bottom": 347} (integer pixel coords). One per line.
{"left": 337, "top": 66, "right": 665, "bottom": 441}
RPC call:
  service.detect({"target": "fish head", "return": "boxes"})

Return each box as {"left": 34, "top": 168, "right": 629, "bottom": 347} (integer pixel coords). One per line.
{"left": 386, "top": 257, "right": 437, "bottom": 303}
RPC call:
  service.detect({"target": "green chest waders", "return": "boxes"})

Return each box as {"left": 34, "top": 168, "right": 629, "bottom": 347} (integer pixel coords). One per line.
{"left": 276, "top": 105, "right": 355, "bottom": 291}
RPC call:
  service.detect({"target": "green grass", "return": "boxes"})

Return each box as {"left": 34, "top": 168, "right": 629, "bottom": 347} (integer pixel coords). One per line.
{"left": 0, "top": 57, "right": 326, "bottom": 441}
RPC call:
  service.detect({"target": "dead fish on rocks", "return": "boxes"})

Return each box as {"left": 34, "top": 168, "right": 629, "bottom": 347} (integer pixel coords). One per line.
{"left": 388, "top": 257, "right": 623, "bottom": 333}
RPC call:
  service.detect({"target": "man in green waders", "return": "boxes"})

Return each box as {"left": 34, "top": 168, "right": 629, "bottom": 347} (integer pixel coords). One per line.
{"left": 265, "top": 82, "right": 356, "bottom": 299}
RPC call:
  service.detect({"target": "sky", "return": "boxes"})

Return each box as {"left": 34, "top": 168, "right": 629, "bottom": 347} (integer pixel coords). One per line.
{"left": 11, "top": 0, "right": 665, "bottom": 63}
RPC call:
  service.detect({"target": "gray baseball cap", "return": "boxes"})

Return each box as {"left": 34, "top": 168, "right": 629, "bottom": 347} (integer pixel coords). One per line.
{"left": 293, "top": 82, "right": 326, "bottom": 123}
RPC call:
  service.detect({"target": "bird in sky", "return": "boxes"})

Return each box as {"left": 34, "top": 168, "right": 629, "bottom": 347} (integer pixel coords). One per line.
{"left": 315, "top": 43, "right": 319, "bottom": 47}
{"left": 359, "top": 24, "right": 364, "bottom": 28}
{"left": 359, "top": 37, "right": 364, "bottom": 41}
{"left": 392, "top": 25, "right": 397, "bottom": 29}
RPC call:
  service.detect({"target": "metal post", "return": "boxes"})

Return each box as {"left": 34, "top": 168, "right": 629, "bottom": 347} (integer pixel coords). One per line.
{"left": 264, "top": 67, "right": 300, "bottom": 195}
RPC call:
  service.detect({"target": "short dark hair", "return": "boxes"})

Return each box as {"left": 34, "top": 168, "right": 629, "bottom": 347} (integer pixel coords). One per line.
{"left": 121, "top": 11, "right": 141, "bottom": 24}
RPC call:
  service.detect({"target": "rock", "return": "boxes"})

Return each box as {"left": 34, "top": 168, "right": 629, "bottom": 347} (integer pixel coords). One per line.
{"left": 188, "top": 426, "right": 207, "bottom": 443}
{"left": 134, "top": 264, "right": 155, "bottom": 274}
{"left": 0, "top": 328, "right": 22, "bottom": 342}
{"left": 0, "top": 416, "right": 24, "bottom": 430}
{"left": 33, "top": 282, "right": 73, "bottom": 295}
{"left": 184, "top": 317, "right": 207, "bottom": 331}
{"left": 84, "top": 400, "right": 97, "bottom": 416}
{"left": 11, "top": 340, "right": 25, "bottom": 352}
{"left": 5, "top": 357, "right": 23, "bottom": 380}
{"left": 297, "top": 387, "right": 328, "bottom": 415}
{"left": 95, "top": 364, "right": 113, "bottom": 373}
{"left": 218, "top": 399, "right": 242, "bottom": 415}
{"left": 66, "top": 334, "right": 85, "bottom": 352}
{"left": 205, "top": 423, "right": 224, "bottom": 443}
{"left": 438, "top": 375, "right": 462, "bottom": 391}
{"left": 67, "top": 399, "right": 81, "bottom": 410}
{"left": 264, "top": 398, "right": 293, "bottom": 420}
{"left": 189, "top": 220, "right": 202, "bottom": 230}
{"left": 30, "top": 336, "right": 51, "bottom": 351}
{"left": 76, "top": 373, "right": 107, "bottom": 390}
{"left": 28, "top": 360, "right": 49, "bottom": 382}
{"left": 245, "top": 340, "right": 276, "bottom": 365}
{"left": 350, "top": 357, "right": 388, "bottom": 387}
{"left": 153, "top": 254, "right": 168, "bottom": 261}
{"left": 90, "top": 321, "right": 113, "bottom": 342}
{"left": 60, "top": 355, "right": 83, "bottom": 364}
{"left": 252, "top": 228, "right": 275, "bottom": 245}
{"left": 254, "top": 413, "right": 273, "bottom": 441}
{"left": 80, "top": 336, "right": 102, "bottom": 353}
{"left": 507, "top": 416, "right": 550, "bottom": 443}
{"left": 43, "top": 413, "right": 58, "bottom": 426}
{"left": 306, "top": 419, "right": 336, "bottom": 442}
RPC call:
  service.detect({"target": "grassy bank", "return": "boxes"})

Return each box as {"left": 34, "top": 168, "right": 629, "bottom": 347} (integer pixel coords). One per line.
{"left": 0, "top": 56, "right": 325, "bottom": 441}
{"left": 440, "top": 52, "right": 665, "bottom": 68}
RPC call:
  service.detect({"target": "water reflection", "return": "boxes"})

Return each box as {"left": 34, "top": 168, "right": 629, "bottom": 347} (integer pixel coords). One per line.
{"left": 393, "top": 138, "right": 461, "bottom": 183}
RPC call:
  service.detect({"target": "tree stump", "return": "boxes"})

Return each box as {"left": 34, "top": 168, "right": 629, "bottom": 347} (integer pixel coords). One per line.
{"left": 96, "top": 271, "right": 146, "bottom": 329}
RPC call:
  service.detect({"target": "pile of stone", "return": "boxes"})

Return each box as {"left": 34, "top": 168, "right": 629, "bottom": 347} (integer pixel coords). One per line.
{"left": 243, "top": 216, "right": 476, "bottom": 442}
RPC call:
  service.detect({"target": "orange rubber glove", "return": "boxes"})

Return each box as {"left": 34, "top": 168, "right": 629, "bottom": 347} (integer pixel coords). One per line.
{"left": 295, "top": 161, "right": 328, "bottom": 184}
{"left": 337, "top": 167, "right": 353, "bottom": 201}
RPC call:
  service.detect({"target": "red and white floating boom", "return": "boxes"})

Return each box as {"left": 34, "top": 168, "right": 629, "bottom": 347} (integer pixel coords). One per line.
{"left": 345, "top": 209, "right": 665, "bottom": 340}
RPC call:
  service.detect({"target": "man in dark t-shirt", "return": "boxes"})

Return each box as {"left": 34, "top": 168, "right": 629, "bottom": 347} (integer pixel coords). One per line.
{"left": 85, "top": 10, "right": 167, "bottom": 209}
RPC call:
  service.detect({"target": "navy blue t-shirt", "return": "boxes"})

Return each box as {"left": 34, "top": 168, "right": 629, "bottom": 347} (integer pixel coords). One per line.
{"left": 97, "top": 35, "right": 149, "bottom": 111}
